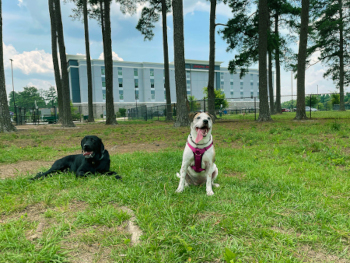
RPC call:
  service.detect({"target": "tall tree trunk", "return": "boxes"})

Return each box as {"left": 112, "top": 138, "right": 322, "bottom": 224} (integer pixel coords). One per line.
{"left": 161, "top": 0, "right": 172, "bottom": 121}
{"left": 0, "top": 0, "right": 16, "bottom": 132}
{"left": 54, "top": 0, "right": 75, "bottom": 127}
{"left": 172, "top": 0, "right": 189, "bottom": 127}
{"left": 83, "top": 0, "right": 94, "bottom": 121}
{"left": 257, "top": 0, "right": 271, "bottom": 121}
{"left": 207, "top": 0, "right": 216, "bottom": 119}
{"left": 338, "top": 0, "right": 345, "bottom": 111}
{"left": 103, "top": 0, "right": 116, "bottom": 125}
{"left": 268, "top": 49, "right": 274, "bottom": 114}
{"left": 48, "top": 0, "right": 63, "bottom": 123}
{"left": 295, "top": 0, "right": 309, "bottom": 120}
{"left": 274, "top": 12, "right": 281, "bottom": 114}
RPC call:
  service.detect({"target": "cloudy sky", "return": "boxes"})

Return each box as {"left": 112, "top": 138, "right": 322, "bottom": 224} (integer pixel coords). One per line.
{"left": 3, "top": 0, "right": 339, "bottom": 102}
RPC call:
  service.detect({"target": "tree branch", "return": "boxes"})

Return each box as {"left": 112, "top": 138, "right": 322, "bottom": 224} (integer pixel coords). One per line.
{"left": 215, "top": 23, "right": 227, "bottom": 27}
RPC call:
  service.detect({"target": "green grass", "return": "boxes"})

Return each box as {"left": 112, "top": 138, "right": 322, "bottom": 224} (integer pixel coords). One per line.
{"left": 1, "top": 115, "right": 350, "bottom": 262}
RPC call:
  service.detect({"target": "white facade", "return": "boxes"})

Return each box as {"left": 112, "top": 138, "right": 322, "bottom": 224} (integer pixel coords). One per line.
{"left": 67, "top": 55, "right": 271, "bottom": 108}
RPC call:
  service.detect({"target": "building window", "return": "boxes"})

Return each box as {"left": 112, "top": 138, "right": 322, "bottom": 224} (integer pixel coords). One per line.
{"left": 134, "top": 68, "right": 138, "bottom": 77}
{"left": 251, "top": 82, "right": 253, "bottom": 86}
{"left": 240, "top": 91, "right": 243, "bottom": 98}
{"left": 118, "top": 67, "right": 122, "bottom": 76}
{"left": 150, "top": 69, "right": 154, "bottom": 77}
{"left": 230, "top": 91, "right": 234, "bottom": 96}
{"left": 101, "top": 67, "right": 105, "bottom": 75}
{"left": 102, "top": 90, "right": 106, "bottom": 100}
{"left": 119, "top": 90, "right": 124, "bottom": 100}
{"left": 240, "top": 81, "right": 243, "bottom": 86}
{"left": 221, "top": 72, "right": 224, "bottom": 80}
{"left": 118, "top": 78, "right": 123, "bottom": 88}
{"left": 135, "top": 90, "right": 139, "bottom": 100}
{"left": 134, "top": 79, "right": 139, "bottom": 88}
{"left": 221, "top": 81, "right": 224, "bottom": 90}
{"left": 251, "top": 91, "right": 254, "bottom": 98}
{"left": 151, "top": 89, "right": 155, "bottom": 100}
{"left": 151, "top": 79, "right": 155, "bottom": 88}
{"left": 186, "top": 71, "right": 190, "bottom": 79}
{"left": 187, "top": 90, "right": 191, "bottom": 95}
{"left": 257, "top": 91, "right": 259, "bottom": 97}
{"left": 250, "top": 74, "right": 253, "bottom": 79}
{"left": 102, "top": 81, "right": 106, "bottom": 88}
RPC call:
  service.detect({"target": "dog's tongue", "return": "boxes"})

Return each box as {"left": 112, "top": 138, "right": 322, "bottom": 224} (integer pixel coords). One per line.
{"left": 83, "top": 151, "right": 92, "bottom": 156}
{"left": 195, "top": 129, "right": 203, "bottom": 143}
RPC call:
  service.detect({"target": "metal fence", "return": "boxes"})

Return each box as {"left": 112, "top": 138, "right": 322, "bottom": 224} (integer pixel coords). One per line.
{"left": 127, "top": 92, "right": 350, "bottom": 121}
{"left": 11, "top": 106, "right": 58, "bottom": 125}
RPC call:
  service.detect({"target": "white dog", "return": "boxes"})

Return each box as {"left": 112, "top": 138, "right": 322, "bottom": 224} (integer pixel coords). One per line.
{"left": 176, "top": 112, "right": 219, "bottom": 196}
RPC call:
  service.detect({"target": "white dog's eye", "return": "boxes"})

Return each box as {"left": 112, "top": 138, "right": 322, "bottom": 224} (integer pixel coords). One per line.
{"left": 197, "top": 117, "right": 200, "bottom": 119}
{"left": 208, "top": 117, "right": 211, "bottom": 120}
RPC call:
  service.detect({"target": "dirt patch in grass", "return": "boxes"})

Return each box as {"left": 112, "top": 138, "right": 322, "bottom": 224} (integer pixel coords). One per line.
{"left": 61, "top": 226, "right": 125, "bottom": 263}
{"left": 223, "top": 172, "right": 246, "bottom": 179}
{"left": 298, "top": 245, "right": 349, "bottom": 263}
{"left": 1, "top": 200, "right": 142, "bottom": 262}
{"left": 271, "top": 227, "right": 349, "bottom": 262}
{"left": 108, "top": 141, "right": 169, "bottom": 155}
{"left": 0, "top": 161, "right": 52, "bottom": 179}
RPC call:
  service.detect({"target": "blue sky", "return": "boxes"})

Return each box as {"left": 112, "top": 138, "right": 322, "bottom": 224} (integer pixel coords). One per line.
{"left": 3, "top": 0, "right": 339, "bottom": 102}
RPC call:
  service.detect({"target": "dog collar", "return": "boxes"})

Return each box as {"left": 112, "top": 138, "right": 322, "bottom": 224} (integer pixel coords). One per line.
{"left": 187, "top": 140, "right": 213, "bottom": 173}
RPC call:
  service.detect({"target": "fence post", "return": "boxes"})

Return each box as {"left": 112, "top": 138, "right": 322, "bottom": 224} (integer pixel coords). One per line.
{"left": 309, "top": 94, "right": 312, "bottom": 119}
{"left": 254, "top": 97, "right": 256, "bottom": 121}
{"left": 203, "top": 97, "right": 206, "bottom": 112}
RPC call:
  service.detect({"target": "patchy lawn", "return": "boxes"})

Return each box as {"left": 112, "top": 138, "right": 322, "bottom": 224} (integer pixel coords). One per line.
{"left": 1, "top": 115, "right": 350, "bottom": 262}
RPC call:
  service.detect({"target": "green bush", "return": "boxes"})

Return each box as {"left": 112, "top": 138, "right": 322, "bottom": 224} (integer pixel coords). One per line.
{"left": 119, "top": 108, "right": 126, "bottom": 117}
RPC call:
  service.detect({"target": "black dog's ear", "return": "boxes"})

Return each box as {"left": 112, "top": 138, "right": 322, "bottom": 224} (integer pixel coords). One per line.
{"left": 81, "top": 136, "right": 87, "bottom": 149}
{"left": 188, "top": 112, "right": 200, "bottom": 122}
{"left": 100, "top": 139, "right": 105, "bottom": 153}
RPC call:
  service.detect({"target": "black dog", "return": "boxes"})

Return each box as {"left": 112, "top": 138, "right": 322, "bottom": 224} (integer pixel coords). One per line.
{"left": 30, "top": 135, "right": 121, "bottom": 180}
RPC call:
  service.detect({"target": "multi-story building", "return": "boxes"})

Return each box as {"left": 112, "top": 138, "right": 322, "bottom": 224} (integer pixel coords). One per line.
{"left": 67, "top": 55, "right": 271, "bottom": 114}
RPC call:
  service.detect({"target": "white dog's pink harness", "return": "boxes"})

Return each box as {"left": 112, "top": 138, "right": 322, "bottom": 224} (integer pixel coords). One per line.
{"left": 187, "top": 141, "right": 213, "bottom": 172}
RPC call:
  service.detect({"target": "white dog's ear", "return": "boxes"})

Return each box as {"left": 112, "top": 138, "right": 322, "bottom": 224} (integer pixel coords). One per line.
{"left": 188, "top": 112, "right": 200, "bottom": 122}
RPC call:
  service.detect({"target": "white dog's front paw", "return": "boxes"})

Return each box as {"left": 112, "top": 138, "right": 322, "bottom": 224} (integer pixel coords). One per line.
{"left": 176, "top": 187, "right": 184, "bottom": 193}
{"left": 206, "top": 190, "right": 214, "bottom": 196}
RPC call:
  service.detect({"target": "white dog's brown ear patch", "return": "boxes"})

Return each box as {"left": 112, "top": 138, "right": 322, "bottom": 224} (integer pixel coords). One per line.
{"left": 188, "top": 112, "right": 200, "bottom": 122}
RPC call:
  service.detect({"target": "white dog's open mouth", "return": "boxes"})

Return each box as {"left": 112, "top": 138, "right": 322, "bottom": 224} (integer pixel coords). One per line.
{"left": 196, "top": 127, "right": 209, "bottom": 137}
{"left": 83, "top": 151, "right": 94, "bottom": 158}
{"left": 195, "top": 127, "right": 210, "bottom": 143}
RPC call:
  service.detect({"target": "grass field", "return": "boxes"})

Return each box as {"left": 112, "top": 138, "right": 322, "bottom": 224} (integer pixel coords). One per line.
{"left": 1, "top": 113, "right": 350, "bottom": 262}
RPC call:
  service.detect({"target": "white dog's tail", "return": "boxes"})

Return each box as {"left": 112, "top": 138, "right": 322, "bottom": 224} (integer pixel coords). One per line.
{"left": 176, "top": 172, "right": 181, "bottom": 178}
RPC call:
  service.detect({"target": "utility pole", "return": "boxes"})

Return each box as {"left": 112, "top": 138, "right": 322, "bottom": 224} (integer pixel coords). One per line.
{"left": 10, "top": 59, "right": 15, "bottom": 109}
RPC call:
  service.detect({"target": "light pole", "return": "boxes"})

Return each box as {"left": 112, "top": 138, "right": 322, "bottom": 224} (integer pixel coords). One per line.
{"left": 10, "top": 59, "right": 15, "bottom": 110}
{"left": 291, "top": 71, "right": 293, "bottom": 111}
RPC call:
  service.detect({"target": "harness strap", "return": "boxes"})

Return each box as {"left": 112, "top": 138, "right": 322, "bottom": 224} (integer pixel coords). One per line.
{"left": 187, "top": 141, "right": 213, "bottom": 172}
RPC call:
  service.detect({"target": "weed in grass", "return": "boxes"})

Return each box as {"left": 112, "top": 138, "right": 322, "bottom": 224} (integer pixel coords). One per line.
{"left": 331, "top": 120, "right": 341, "bottom": 131}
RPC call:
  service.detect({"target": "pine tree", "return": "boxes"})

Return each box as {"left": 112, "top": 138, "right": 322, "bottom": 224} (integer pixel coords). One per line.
{"left": 136, "top": 0, "right": 173, "bottom": 121}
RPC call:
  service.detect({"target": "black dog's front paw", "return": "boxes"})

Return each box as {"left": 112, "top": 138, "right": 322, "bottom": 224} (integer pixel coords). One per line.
{"left": 115, "top": 175, "right": 122, "bottom": 180}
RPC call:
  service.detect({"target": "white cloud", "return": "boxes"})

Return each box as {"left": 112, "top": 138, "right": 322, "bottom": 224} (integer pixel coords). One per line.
{"left": 18, "top": 0, "right": 24, "bottom": 7}
{"left": 26, "top": 80, "right": 54, "bottom": 90}
{"left": 98, "top": 52, "right": 124, "bottom": 61}
{"left": 3, "top": 43, "right": 53, "bottom": 75}
{"left": 183, "top": 1, "right": 209, "bottom": 16}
